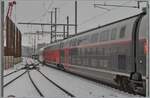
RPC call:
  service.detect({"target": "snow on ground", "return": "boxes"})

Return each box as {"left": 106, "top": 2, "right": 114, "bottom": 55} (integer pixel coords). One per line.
{"left": 14, "top": 61, "right": 26, "bottom": 70}
{"left": 4, "top": 68, "right": 16, "bottom": 76}
{"left": 4, "top": 59, "right": 26, "bottom": 75}
{"left": 4, "top": 69, "right": 25, "bottom": 85}
{"left": 40, "top": 65, "right": 142, "bottom": 98}
{"left": 3, "top": 58, "right": 144, "bottom": 98}
{"left": 30, "top": 70, "right": 70, "bottom": 97}
{"left": 4, "top": 73, "right": 40, "bottom": 97}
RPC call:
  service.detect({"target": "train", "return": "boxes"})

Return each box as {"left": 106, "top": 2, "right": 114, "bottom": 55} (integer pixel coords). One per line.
{"left": 38, "top": 11, "right": 148, "bottom": 96}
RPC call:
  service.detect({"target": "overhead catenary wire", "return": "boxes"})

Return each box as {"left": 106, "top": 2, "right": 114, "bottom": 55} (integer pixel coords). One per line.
{"left": 29, "top": 0, "right": 54, "bottom": 23}
{"left": 78, "top": 0, "right": 134, "bottom": 28}
{"left": 5, "top": 0, "right": 142, "bottom": 1}
{"left": 69, "top": 1, "right": 142, "bottom": 33}
{"left": 20, "top": 0, "right": 141, "bottom": 42}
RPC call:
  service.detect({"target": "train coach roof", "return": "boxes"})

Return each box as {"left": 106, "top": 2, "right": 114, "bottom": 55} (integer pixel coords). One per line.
{"left": 45, "top": 12, "right": 145, "bottom": 48}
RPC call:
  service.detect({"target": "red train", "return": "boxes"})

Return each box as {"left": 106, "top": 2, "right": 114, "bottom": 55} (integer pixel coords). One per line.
{"left": 39, "top": 12, "right": 148, "bottom": 96}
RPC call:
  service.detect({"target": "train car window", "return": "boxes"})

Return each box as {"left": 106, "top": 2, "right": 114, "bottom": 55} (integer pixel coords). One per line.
{"left": 91, "top": 33, "right": 98, "bottom": 43}
{"left": 105, "top": 31, "right": 109, "bottom": 41}
{"left": 101, "top": 31, "right": 105, "bottom": 41}
{"left": 82, "top": 48, "right": 86, "bottom": 56}
{"left": 95, "top": 47, "right": 98, "bottom": 55}
{"left": 60, "top": 50, "right": 65, "bottom": 63}
{"left": 111, "top": 28, "right": 117, "bottom": 40}
{"left": 81, "top": 48, "right": 84, "bottom": 56}
{"left": 71, "top": 48, "right": 77, "bottom": 55}
{"left": 118, "top": 55, "right": 126, "bottom": 70}
{"left": 79, "top": 48, "right": 81, "bottom": 55}
{"left": 92, "top": 47, "right": 97, "bottom": 55}
{"left": 87, "top": 48, "right": 90, "bottom": 54}
{"left": 102, "top": 48, "right": 105, "bottom": 56}
{"left": 90, "top": 48, "right": 93, "bottom": 54}
{"left": 100, "top": 30, "right": 109, "bottom": 41}
{"left": 60, "top": 42, "right": 64, "bottom": 48}
{"left": 119, "top": 26, "right": 126, "bottom": 38}
{"left": 98, "top": 48, "right": 102, "bottom": 55}
{"left": 98, "top": 48, "right": 105, "bottom": 56}
{"left": 100, "top": 31, "right": 105, "bottom": 41}
{"left": 77, "top": 48, "right": 80, "bottom": 56}
{"left": 105, "top": 48, "right": 109, "bottom": 56}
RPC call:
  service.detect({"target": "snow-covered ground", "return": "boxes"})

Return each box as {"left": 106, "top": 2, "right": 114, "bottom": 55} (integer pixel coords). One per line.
{"left": 3, "top": 61, "right": 25, "bottom": 76}
{"left": 40, "top": 66, "right": 142, "bottom": 98}
{"left": 4, "top": 69, "right": 25, "bottom": 86}
{"left": 4, "top": 73, "right": 40, "bottom": 97}
{"left": 29, "top": 70, "right": 70, "bottom": 97}
{"left": 3, "top": 58, "right": 144, "bottom": 98}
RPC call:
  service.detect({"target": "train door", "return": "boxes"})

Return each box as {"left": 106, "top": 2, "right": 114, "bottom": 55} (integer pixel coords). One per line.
{"left": 60, "top": 49, "right": 65, "bottom": 64}
{"left": 64, "top": 48, "right": 69, "bottom": 69}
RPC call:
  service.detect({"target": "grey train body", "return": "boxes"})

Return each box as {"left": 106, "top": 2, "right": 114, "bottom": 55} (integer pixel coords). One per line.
{"left": 39, "top": 13, "right": 148, "bottom": 96}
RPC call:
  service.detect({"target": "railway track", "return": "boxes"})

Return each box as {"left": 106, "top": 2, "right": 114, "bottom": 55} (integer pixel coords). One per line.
{"left": 26, "top": 61, "right": 137, "bottom": 97}
{"left": 25, "top": 61, "right": 75, "bottom": 97}
{"left": 4, "top": 70, "right": 27, "bottom": 88}
{"left": 27, "top": 70, "right": 44, "bottom": 97}
{"left": 4, "top": 67, "right": 24, "bottom": 78}
{"left": 4, "top": 61, "right": 138, "bottom": 97}
{"left": 37, "top": 69, "right": 75, "bottom": 97}
{"left": 44, "top": 64, "right": 140, "bottom": 96}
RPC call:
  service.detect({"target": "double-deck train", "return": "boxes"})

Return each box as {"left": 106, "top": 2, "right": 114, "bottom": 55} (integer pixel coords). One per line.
{"left": 39, "top": 11, "right": 148, "bottom": 96}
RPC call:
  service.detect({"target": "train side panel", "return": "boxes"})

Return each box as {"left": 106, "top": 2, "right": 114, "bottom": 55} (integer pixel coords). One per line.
{"left": 41, "top": 14, "right": 148, "bottom": 95}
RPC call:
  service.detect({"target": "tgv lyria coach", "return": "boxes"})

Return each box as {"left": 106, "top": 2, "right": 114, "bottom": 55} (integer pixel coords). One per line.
{"left": 39, "top": 12, "right": 148, "bottom": 96}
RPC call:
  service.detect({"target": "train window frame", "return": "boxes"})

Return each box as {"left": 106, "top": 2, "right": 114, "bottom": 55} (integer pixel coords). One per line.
{"left": 118, "top": 55, "right": 126, "bottom": 70}
{"left": 119, "top": 26, "right": 126, "bottom": 38}
{"left": 99, "top": 30, "right": 109, "bottom": 42}
{"left": 111, "top": 28, "right": 117, "bottom": 40}
{"left": 92, "top": 47, "right": 97, "bottom": 55}
{"left": 91, "top": 32, "right": 98, "bottom": 43}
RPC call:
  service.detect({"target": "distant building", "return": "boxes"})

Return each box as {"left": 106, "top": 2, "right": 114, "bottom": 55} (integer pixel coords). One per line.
{"left": 22, "top": 46, "right": 33, "bottom": 57}
{"left": 22, "top": 32, "right": 50, "bottom": 47}
{"left": 37, "top": 43, "right": 49, "bottom": 51}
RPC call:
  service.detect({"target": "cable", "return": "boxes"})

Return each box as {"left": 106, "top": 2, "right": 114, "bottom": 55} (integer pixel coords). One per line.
{"left": 5, "top": 0, "right": 138, "bottom": 1}
{"left": 78, "top": 0, "right": 133, "bottom": 27}
{"left": 29, "top": 0, "right": 54, "bottom": 23}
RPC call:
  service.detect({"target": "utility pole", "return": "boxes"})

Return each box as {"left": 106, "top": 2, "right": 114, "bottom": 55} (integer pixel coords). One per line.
{"left": 50, "top": 11, "right": 53, "bottom": 43}
{"left": 54, "top": 8, "right": 57, "bottom": 42}
{"left": 63, "top": 25, "right": 65, "bottom": 39}
{"left": 75, "top": 0, "right": 77, "bottom": 35}
{"left": 33, "top": 35, "right": 36, "bottom": 55}
{"left": 67, "top": 16, "right": 69, "bottom": 38}
{"left": 0, "top": 1, "right": 4, "bottom": 97}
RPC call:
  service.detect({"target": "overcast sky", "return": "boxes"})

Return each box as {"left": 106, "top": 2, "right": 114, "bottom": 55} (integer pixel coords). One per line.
{"left": 4, "top": 0, "right": 147, "bottom": 46}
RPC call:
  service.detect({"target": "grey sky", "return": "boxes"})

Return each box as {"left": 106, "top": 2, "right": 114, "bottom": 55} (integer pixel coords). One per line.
{"left": 4, "top": 0, "right": 146, "bottom": 46}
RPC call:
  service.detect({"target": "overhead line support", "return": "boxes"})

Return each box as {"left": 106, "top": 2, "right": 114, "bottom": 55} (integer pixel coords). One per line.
{"left": 75, "top": 0, "right": 77, "bottom": 35}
